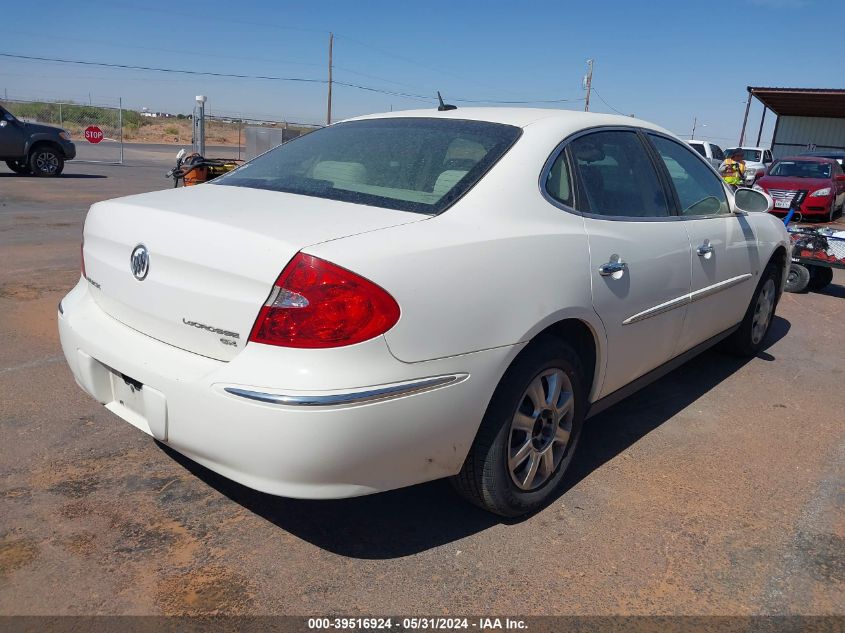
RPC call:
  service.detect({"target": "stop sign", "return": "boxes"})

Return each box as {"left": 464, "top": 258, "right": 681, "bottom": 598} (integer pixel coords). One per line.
{"left": 84, "top": 126, "right": 104, "bottom": 144}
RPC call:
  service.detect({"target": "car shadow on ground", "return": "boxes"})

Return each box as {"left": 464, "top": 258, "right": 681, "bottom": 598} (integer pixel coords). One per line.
{"left": 816, "top": 283, "right": 845, "bottom": 299}
{"left": 158, "top": 316, "right": 790, "bottom": 560}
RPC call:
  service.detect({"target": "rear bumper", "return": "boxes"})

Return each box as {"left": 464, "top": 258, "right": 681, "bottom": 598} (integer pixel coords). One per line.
{"left": 57, "top": 278, "right": 516, "bottom": 498}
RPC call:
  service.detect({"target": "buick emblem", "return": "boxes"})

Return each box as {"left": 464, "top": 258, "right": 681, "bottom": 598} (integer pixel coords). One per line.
{"left": 130, "top": 244, "right": 150, "bottom": 281}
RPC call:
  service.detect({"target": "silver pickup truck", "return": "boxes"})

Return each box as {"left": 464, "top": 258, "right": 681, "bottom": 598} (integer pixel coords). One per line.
{"left": 686, "top": 140, "right": 725, "bottom": 170}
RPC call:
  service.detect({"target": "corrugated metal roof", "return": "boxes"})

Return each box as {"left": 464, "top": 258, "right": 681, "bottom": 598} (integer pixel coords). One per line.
{"left": 748, "top": 87, "right": 845, "bottom": 118}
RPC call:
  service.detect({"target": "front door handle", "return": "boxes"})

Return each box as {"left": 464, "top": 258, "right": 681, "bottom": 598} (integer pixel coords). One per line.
{"left": 598, "top": 260, "right": 627, "bottom": 277}
{"left": 696, "top": 240, "right": 714, "bottom": 257}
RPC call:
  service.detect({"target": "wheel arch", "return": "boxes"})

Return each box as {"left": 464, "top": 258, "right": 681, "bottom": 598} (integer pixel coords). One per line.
{"left": 535, "top": 318, "right": 601, "bottom": 403}
{"left": 26, "top": 138, "right": 67, "bottom": 158}
{"left": 767, "top": 243, "right": 789, "bottom": 293}
{"left": 508, "top": 313, "right": 605, "bottom": 405}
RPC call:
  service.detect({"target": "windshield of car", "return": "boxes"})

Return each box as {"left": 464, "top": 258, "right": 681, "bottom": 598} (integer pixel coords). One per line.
{"left": 768, "top": 161, "right": 832, "bottom": 179}
{"left": 688, "top": 143, "right": 707, "bottom": 158}
{"left": 214, "top": 118, "right": 522, "bottom": 215}
{"left": 725, "top": 148, "right": 762, "bottom": 162}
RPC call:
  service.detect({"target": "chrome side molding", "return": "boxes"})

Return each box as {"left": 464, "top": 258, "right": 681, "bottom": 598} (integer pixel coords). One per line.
{"left": 224, "top": 373, "right": 469, "bottom": 407}
{"left": 623, "top": 274, "right": 753, "bottom": 326}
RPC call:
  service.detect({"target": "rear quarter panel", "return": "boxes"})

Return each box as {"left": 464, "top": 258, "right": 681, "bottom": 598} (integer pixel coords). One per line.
{"left": 305, "top": 122, "right": 605, "bottom": 369}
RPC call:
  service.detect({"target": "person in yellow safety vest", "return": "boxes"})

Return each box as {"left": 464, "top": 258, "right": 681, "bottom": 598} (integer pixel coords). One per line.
{"left": 719, "top": 148, "right": 746, "bottom": 188}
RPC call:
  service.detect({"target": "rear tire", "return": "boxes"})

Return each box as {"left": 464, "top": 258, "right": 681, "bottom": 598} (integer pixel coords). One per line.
{"left": 808, "top": 266, "right": 833, "bottom": 291}
{"left": 784, "top": 263, "right": 811, "bottom": 293}
{"left": 29, "top": 145, "right": 64, "bottom": 177}
{"left": 5, "top": 159, "right": 30, "bottom": 174}
{"left": 724, "top": 262, "right": 780, "bottom": 356}
{"left": 451, "top": 337, "right": 585, "bottom": 517}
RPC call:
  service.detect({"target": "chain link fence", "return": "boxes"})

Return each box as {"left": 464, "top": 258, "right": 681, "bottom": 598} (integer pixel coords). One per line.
{"left": 1, "top": 98, "right": 125, "bottom": 164}
{"left": 2, "top": 96, "right": 324, "bottom": 166}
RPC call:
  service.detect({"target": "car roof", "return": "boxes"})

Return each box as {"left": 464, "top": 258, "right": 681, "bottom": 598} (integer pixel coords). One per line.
{"left": 343, "top": 107, "right": 671, "bottom": 134}
{"left": 799, "top": 150, "right": 845, "bottom": 157}
{"left": 778, "top": 156, "right": 838, "bottom": 164}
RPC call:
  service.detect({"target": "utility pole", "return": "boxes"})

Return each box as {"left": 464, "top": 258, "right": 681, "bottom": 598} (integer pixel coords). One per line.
{"left": 739, "top": 89, "right": 753, "bottom": 146}
{"left": 326, "top": 32, "right": 333, "bottom": 126}
{"left": 691, "top": 117, "right": 697, "bottom": 140}
{"left": 195, "top": 95, "right": 206, "bottom": 156}
{"left": 583, "top": 59, "right": 594, "bottom": 112}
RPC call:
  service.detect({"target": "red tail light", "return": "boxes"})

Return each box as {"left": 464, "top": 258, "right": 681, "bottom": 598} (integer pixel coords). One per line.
{"left": 249, "top": 253, "right": 400, "bottom": 349}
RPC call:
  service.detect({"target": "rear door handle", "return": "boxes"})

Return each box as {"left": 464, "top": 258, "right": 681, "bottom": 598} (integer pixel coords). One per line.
{"left": 696, "top": 240, "right": 714, "bottom": 256}
{"left": 598, "top": 260, "right": 627, "bottom": 277}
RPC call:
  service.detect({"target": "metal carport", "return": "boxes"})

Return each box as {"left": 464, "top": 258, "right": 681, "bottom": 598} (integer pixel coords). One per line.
{"left": 738, "top": 87, "right": 845, "bottom": 158}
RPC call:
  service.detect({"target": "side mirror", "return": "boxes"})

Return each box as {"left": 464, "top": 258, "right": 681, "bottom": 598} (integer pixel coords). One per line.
{"left": 836, "top": 174, "right": 845, "bottom": 182}
{"left": 734, "top": 187, "right": 773, "bottom": 214}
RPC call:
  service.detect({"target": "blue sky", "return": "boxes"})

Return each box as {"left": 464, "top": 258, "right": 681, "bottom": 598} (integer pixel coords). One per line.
{"left": 1, "top": 0, "right": 842, "bottom": 145}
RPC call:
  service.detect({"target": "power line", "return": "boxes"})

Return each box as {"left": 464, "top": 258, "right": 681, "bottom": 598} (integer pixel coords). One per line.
{"left": 76, "top": 0, "right": 514, "bottom": 96}
{"left": 1, "top": 52, "right": 584, "bottom": 106}
{"left": 0, "top": 52, "right": 327, "bottom": 84}
{"left": 591, "top": 87, "right": 627, "bottom": 116}
{"left": 0, "top": 29, "right": 427, "bottom": 91}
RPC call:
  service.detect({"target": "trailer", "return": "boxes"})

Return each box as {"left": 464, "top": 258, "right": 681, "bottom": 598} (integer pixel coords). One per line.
{"left": 785, "top": 226, "right": 845, "bottom": 292}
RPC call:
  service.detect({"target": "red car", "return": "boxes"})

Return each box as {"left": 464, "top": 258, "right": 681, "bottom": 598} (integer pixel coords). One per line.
{"left": 755, "top": 156, "right": 845, "bottom": 222}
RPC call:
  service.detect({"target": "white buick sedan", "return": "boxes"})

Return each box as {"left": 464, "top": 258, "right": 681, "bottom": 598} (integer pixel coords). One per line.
{"left": 59, "top": 108, "right": 788, "bottom": 516}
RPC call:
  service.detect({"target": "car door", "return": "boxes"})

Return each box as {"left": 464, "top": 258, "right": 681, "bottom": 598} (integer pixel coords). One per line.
{"left": 646, "top": 133, "right": 759, "bottom": 352}
{"left": 0, "top": 108, "right": 25, "bottom": 159}
{"left": 558, "top": 129, "right": 692, "bottom": 398}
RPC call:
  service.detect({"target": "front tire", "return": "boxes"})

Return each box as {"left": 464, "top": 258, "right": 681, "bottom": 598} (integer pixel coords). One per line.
{"left": 724, "top": 262, "right": 780, "bottom": 356}
{"left": 29, "top": 146, "right": 64, "bottom": 177}
{"left": 451, "top": 337, "right": 585, "bottom": 517}
{"left": 5, "top": 159, "right": 30, "bottom": 174}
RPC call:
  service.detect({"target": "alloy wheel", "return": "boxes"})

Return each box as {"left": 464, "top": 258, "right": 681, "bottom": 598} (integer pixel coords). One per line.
{"left": 507, "top": 369, "right": 575, "bottom": 491}
{"left": 751, "top": 278, "right": 775, "bottom": 345}
{"left": 34, "top": 151, "right": 59, "bottom": 175}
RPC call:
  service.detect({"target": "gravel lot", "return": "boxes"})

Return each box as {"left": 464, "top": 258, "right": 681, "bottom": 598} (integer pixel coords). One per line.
{"left": 1, "top": 148, "right": 843, "bottom": 616}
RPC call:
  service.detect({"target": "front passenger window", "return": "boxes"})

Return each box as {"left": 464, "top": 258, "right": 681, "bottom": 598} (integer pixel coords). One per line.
{"left": 649, "top": 134, "right": 729, "bottom": 216}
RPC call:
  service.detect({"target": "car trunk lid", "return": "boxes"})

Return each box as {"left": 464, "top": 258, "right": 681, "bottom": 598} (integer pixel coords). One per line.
{"left": 82, "top": 184, "right": 425, "bottom": 361}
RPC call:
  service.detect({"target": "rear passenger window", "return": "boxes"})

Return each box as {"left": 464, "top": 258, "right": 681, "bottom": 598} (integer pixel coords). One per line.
{"left": 712, "top": 145, "right": 725, "bottom": 160}
{"left": 545, "top": 150, "right": 573, "bottom": 207}
{"left": 570, "top": 131, "right": 670, "bottom": 218}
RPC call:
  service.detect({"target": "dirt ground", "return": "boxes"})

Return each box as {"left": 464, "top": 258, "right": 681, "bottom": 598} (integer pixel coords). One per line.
{"left": 0, "top": 151, "right": 843, "bottom": 618}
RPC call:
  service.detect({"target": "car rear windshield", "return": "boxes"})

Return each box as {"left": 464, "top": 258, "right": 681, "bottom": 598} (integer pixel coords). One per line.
{"left": 213, "top": 118, "right": 522, "bottom": 215}
{"left": 725, "top": 148, "right": 762, "bottom": 162}
{"left": 769, "top": 161, "right": 831, "bottom": 179}
{"left": 688, "top": 143, "right": 707, "bottom": 158}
